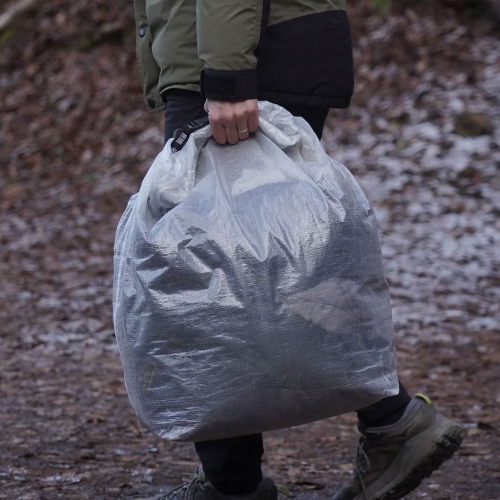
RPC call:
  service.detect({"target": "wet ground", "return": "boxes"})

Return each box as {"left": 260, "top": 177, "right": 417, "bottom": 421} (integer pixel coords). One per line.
{"left": 1, "top": 1, "right": 499, "bottom": 499}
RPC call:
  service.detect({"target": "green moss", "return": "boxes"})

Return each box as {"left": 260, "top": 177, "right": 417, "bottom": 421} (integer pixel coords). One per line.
{"left": 371, "top": 0, "right": 391, "bottom": 13}
{"left": 75, "top": 35, "right": 94, "bottom": 52}
{"left": 0, "top": 27, "right": 16, "bottom": 47}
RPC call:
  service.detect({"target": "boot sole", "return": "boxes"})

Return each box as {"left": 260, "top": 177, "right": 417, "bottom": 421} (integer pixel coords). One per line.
{"left": 376, "top": 425, "right": 464, "bottom": 500}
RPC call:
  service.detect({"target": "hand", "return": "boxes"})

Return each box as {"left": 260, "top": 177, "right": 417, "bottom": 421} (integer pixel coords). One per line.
{"left": 204, "top": 99, "right": 259, "bottom": 145}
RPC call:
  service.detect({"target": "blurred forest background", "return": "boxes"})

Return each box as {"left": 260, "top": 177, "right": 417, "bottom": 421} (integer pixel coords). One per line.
{"left": 1, "top": 0, "right": 500, "bottom": 499}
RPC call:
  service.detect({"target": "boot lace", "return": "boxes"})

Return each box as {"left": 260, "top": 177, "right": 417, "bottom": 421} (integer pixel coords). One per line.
{"left": 157, "top": 469, "right": 205, "bottom": 500}
{"left": 355, "top": 436, "right": 371, "bottom": 500}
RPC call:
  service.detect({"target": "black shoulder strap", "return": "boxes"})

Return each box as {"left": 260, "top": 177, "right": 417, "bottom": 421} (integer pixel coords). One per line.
{"left": 171, "top": 116, "right": 210, "bottom": 153}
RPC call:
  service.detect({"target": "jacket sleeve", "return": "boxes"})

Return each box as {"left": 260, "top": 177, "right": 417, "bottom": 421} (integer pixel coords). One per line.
{"left": 197, "top": 0, "right": 270, "bottom": 101}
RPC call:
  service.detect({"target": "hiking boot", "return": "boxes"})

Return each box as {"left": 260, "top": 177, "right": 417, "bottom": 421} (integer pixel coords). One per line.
{"left": 138, "top": 467, "right": 285, "bottom": 500}
{"left": 332, "top": 394, "right": 464, "bottom": 500}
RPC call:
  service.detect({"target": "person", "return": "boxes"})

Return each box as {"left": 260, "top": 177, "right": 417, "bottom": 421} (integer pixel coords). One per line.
{"left": 132, "top": 1, "right": 463, "bottom": 499}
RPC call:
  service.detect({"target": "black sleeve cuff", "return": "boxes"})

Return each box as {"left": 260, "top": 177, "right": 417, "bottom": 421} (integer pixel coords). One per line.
{"left": 200, "top": 69, "right": 258, "bottom": 101}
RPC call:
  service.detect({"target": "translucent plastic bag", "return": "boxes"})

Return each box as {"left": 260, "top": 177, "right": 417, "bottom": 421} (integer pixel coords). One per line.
{"left": 113, "top": 101, "right": 398, "bottom": 442}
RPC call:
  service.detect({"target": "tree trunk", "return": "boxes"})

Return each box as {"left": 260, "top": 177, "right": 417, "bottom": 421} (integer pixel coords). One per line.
{"left": 0, "top": 0, "right": 40, "bottom": 32}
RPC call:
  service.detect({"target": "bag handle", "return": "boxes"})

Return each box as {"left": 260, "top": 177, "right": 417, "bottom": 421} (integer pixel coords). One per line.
{"left": 171, "top": 116, "right": 210, "bottom": 153}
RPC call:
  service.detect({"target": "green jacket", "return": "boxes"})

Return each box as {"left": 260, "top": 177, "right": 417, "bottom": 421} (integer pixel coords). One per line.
{"left": 134, "top": 0, "right": 353, "bottom": 113}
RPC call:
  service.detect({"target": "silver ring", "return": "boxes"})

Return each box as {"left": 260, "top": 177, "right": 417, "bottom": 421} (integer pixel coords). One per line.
{"left": 238, "top": 128, "right": 248, "bottom": 134}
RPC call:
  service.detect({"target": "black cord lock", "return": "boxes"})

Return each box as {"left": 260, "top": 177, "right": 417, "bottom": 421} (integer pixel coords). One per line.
{"left": 171, "top": 116, "right": 210, "bottom": 153}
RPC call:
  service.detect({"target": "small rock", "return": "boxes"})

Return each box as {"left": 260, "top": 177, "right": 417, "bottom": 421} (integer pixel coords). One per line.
{"left": 454, "top": 111, "right": 493, "bottom": 137}
{"left": 79, "top": 449, "right": 96, "bottom": 460}
{"left": 457, "top": 165, "right": 480, "bottom": 180}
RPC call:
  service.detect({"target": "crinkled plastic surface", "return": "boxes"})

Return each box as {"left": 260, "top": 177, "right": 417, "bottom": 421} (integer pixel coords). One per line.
{"left": 113, "top": 101, "right": 398, "bottom": 442}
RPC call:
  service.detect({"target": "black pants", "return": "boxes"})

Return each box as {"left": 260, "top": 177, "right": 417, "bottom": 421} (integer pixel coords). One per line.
{"left": 164, "top": 90, "right": 411, "bottom": 495}
{"left": 164, "top": 90, "right": 329, "bottom": 142}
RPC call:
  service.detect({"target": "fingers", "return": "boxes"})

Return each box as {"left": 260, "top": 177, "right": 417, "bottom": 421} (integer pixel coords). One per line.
{"left": 210, "top": 122, "right": 227, "bottom": 145}
{"left": 206, "top": 99, "right": 259, "bottom": 145}
{"left": 225, "top": 123, "right": 240, "bottom": 145}
{"left": 236, "top": 115, "right": 249, "bottom": 141}
{"left": 246, "top": 102, "right": 259, "bottom": 133}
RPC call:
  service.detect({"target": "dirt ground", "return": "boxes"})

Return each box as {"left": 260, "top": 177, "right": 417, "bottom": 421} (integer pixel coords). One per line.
{"left": 1, "top": 328, "right": 500, "bottom": 499}
{"left": 1, "top": 1, "right": 499, "bottom": 499}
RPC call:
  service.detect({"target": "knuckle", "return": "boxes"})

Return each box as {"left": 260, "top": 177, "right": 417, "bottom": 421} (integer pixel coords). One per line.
{"left": 209, "top": 114, "right": 221, "bottom": 125}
